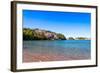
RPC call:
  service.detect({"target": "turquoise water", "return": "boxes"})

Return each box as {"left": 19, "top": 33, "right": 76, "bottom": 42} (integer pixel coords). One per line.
{"left": 23, "top": 40, "right": 91, "bottom": 60}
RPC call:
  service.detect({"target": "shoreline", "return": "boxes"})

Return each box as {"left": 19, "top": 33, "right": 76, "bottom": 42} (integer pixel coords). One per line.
{"left": 23, "top": 49, "right": 90, "bottom": 62}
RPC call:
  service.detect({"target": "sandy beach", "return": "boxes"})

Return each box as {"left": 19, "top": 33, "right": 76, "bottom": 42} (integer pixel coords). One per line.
{"left": 23, "top": 49, "right": 89, "bottom": 62}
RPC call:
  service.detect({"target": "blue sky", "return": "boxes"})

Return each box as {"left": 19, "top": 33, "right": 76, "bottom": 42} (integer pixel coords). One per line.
{"left": 23, "top": 10, "right": 91, "bottom": 38}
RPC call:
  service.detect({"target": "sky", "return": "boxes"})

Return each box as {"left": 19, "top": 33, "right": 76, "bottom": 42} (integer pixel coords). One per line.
{"left": 23, "top": 10, "right": 91, "bottom": 38}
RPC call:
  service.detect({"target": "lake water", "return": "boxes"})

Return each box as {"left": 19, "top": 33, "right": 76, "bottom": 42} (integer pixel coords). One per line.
{"left": 23, "top": 40, "right": 91, "bottom": 61}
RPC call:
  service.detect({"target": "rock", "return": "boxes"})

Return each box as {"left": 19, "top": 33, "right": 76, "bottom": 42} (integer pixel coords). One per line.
{"left": 23, "top": 28, "right": 66, "bottom": 40}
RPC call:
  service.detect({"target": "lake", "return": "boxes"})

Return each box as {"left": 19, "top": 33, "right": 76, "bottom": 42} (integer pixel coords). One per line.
{"left": 23, "top": 40, "right": 91, "bottom": 62}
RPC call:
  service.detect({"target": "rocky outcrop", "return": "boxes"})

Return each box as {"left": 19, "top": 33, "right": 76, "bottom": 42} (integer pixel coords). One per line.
{"left": 23, "top": 28, "right": 66, "bottom": 40}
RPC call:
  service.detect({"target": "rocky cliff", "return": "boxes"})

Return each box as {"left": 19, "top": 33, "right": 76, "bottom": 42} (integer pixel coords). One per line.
{"left": 23, "top": 28, "right": 66, "bottom": 40}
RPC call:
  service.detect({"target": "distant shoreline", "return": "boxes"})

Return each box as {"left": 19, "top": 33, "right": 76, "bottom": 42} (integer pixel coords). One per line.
{"left": 23, "top": 39, "right": 91, "bottom": 41}
{"left": 23, "top": 28, "right": 90, "bottom": 40}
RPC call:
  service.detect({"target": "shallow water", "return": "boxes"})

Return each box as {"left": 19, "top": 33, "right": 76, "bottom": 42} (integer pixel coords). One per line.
{"left": 23, "top": 40, "right": 91, "bottom": 60}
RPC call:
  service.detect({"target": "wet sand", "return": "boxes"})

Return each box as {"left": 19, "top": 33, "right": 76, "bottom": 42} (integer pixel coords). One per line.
{"left": 23, "top": 49, "right": 89, "bottom": 62}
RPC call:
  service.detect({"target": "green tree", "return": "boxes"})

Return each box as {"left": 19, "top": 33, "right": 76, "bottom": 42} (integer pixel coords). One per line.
{"left": 57, "top": 33, "right": 66, "bottom": 40}
{"left": 68, "top": 37, "right": 74, "bottom": 40}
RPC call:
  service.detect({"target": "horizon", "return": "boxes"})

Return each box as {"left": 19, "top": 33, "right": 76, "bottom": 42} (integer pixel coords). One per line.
{"left": 23, "top": 10, "right": 91, "bottom": 38}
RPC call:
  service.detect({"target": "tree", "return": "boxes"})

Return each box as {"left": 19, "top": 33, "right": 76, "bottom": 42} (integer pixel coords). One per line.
{"left": 68, "top": 37, "right": 74, "bottom": 40}
{"left": 57, "top": 33, "right": 66, "bottom": 40}
{"left": 76, "top": 37, "right": 87, "bottom": 40}
{"left": 23, "top": 28, "right": 67, "bottom": 40}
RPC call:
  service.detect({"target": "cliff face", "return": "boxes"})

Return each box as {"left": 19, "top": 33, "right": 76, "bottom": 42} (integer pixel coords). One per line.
{"left": 23, "top": 28, "right": 66, "bottom": 40}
